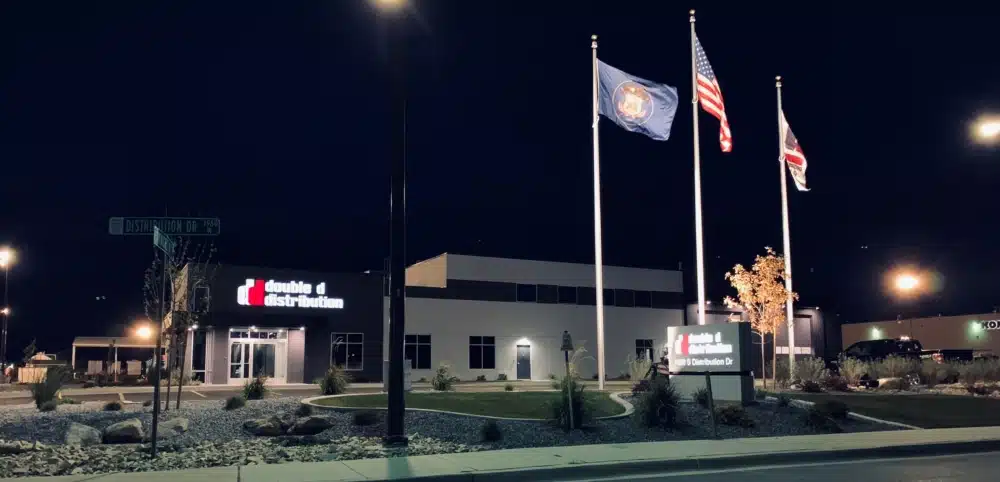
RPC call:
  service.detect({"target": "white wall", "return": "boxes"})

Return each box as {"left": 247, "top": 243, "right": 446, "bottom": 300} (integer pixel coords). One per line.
{"left": 444, "top": 254, "right": 682, "bottom": 292}
{"left": 384, "top": 296, "right": 685, "bottom": 382}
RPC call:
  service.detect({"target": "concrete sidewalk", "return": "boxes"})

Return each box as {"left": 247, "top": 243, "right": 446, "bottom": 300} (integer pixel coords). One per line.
{"left": 7, "top": 426, "right": 1000, "bottom": 482}
{"left": 0, "top": 381, "right": 633, "bottom": 399}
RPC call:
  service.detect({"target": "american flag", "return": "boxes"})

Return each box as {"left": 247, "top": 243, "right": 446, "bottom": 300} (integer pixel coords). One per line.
{"left": 780, "top": 110, "right": 809, "bottom": 191}
{"left": 694, "top": 36, "right": 732, "bottom": 152}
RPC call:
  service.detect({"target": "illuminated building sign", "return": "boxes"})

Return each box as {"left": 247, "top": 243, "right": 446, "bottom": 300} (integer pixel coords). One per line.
{"left": 981, "top": 320, "right": 1000, "bottom": 331}
{"left": 237, "top": 279, "right": 345, "bottom": 309}
{"left": 667, "top": 323, "right": 749, "bottom": 373}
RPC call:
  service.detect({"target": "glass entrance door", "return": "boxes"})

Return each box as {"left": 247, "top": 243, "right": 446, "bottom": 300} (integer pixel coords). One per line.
{"left": 228, "top": 330, "right": 287, "bottom": 385}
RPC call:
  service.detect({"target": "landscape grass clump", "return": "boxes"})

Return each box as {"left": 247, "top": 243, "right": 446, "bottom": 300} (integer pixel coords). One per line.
{"left": 550, "top": 375, "right": 590, "bottom": 430}
{"left": 242, "top": 374, "right": 268, "bottom": 400}
{"left": 295, "top": 403, "right": 314, "bottom": 417}
{"left": 432, "top": 363, "right": 459, "bottom": 391}
{"left": 318, "top": 366, "right": 350, "bottom": 395}
{"left": 39, "top": 400, "right": 58, "bottom": 412}
{"left": 693, "top": 387, "right": 711, "bottom": 408}
{"left": 103, "top": 401, "right": 123, "bottom": 411}
{"left": 224, "top": 395, "right": 246, "bottom": 410}
{"left": 353, "top": 410, "right": 379, "bottom": 426}
{"left": 876, "top": 355, "right": 917, "bottom": 379}
{"left": 836, "top": 354, "right": 867, "bottom": 385}
{"left": 715, "top": 405, "right": 754, "bottom": 427}
{"left": 504, "top": 383, "right": 514, "bottom": 392}
{"left": 31, "top": 367, "right": 67, "bottom": 410}
{"left": 802, "top": 406, "right": 843, "bottom": 433}
{"left": 480, "top": 420, "right": 503, "bottom": 442}
{"left": 814, "top": 399, "right": 849, "bottom": 420}
{"left": 634, "top": 377, "right": 679, "bottom": 429}
{"left": 793, "top": 357, "right": 828, "bottom": 384}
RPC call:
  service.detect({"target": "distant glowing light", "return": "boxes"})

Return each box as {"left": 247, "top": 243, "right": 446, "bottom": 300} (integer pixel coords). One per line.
{"left": 895, "top": 274, "right": 919, "bottom": 291}
{"left": 136, "top": 326, "right": 152, "bottom": 339}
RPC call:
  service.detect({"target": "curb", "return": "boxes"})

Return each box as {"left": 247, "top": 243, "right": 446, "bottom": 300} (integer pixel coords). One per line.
{"left": 768, "top": 396, "right": 923, "bottom": 430}
{"left": 397, "top": 438, "right": 1000, "bottom": 481}
{"left": 301, "top": 391, "right": 633, "bottom": 422}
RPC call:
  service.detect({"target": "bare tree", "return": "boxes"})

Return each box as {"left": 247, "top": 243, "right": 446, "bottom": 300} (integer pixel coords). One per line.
{"left": 723, "top": 247, "right": 798, "bottom": 389}
{"left": 143, "top": 236, "right": 217, "bottom": 410}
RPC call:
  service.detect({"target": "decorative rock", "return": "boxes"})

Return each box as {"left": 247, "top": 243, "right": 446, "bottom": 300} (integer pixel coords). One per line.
{"left": 270, "top": 412, "right": 296, "bottom": 431}
{"left": 243, "top": 418, "right": 283, "bottom": 436}
{"left": 0, "top": 440, "right": 35, "bottom": 454}
{"left": 65, "top": 423, "right": 102, "bottom": 446}
{"left": 286, "top": 416, "right": 333, "bottom": 436}
{"left": 157, "top": 418, "right": 190, "bottom": 439}
{"left": 102, "top": 418, "right": 144, "bottom": 444}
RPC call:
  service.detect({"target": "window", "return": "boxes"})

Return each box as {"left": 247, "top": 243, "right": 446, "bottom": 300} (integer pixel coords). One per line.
{"left": 516, "top": 284, "right": 537, "bottom": 302}
{"left": 557, "top": 286, "right": 577, "bottom": 304}
{"left": 192, "top": 285, "right": 211, "bottom": 312}
{"left": 614, "top": 289, "right": 635, "bottom": 307}
{"left": 469, "top": 336, "right": 496, "bottom": 369}
{"left": 635, "top": 339, "right": 654, "bottom": 361}
{"left": 404, "top": 334, "right": 432, "bottom": 369}
{"left": 633, "top": 290, "right": 651, "bottom": 308}
{"left": 332, "top": 333, "right": 364, "bottom": 370}
{"left": 536, "top": 284, "right": 558, "bottom": 304}
{"left": 577, "top": 287, "right": 596, "bottom": 305}
{"left": 602, "top": 288, "right": 615, "bottom": 305}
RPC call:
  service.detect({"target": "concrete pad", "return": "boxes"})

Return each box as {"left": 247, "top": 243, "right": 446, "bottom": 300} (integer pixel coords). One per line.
{"left": 241, "top": 461, "right": 364, "bottom": 482}
{"left": 66, "top": 466, "right": 238, "bottom": 482}
{"left": 342, "top": 454, "right": 477, "bottom": 480}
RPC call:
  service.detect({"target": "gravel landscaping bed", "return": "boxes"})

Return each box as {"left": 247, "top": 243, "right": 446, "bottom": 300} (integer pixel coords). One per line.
{"left": 0, "top": 396, "right": 902, "bottom": 478}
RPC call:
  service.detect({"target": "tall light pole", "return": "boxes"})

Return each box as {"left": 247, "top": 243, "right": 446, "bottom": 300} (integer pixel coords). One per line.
{"left": 373, "top": 0, "right": 408, "bottom": 446}
{"left": 0, "top": 247, "right": 14, "bottom": 368}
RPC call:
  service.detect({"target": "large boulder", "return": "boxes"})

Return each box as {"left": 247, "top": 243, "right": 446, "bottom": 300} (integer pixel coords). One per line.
{"left": 243, "top": 418, "right": 284, "bottom": 436}
{"left": 103, "top": 418, "right": 144, "bottom": 444}
{"left": 286, "top": 416, "right": 333, "bottom": 435}
{"left": 65, "top": 422, "right": 102, "bottom": 446}
{"left": 270, "top": 412, "right": 296, "bottom": 432}
{"left": 157, "top": 418, "right": 190, "bottom": 439}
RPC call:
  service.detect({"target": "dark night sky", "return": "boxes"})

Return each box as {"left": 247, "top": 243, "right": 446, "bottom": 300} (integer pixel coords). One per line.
{"left": 1, "top": 2, "right": 999, "bottom": 355}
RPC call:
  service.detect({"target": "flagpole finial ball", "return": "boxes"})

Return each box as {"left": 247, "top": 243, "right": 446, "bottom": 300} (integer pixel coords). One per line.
{"left": 689, "top": 9, "right": 695, "bottom": 15}
{"left": 591, "top": 34, "right": 597, "bottom": 40}
{"left": 776, "top": 75, "right": 781, "bottom": 81}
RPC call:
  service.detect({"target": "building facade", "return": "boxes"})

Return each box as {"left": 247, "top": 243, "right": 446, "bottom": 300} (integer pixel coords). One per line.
{"left": 842, "top": 313, "right": 1000, "bottom": 355}
{"left": 173, "top": 264, "right": 384, "bottom": 384}
{"left": 168, "top": 254, "right": 834, "bottom": 385}
{"left": 387, "top": 254, "right": 686, "bottom": 382}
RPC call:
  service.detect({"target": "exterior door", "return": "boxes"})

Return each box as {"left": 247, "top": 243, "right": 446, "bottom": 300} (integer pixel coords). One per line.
{"left": 229, "top": 340, "right": 287, "bottom": 384}
{"left": 516, "top": 345, "right": 531, "bottom": 380}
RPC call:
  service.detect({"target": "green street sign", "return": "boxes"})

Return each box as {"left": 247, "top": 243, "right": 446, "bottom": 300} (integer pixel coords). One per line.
{"left": 153, "top": 227, "right": 176, "bottom": 255}
{"left": 109, "top": 217, "right": 220, "bottom": 236}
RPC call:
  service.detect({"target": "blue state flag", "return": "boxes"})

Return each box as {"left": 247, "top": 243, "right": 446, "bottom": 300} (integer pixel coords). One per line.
{"left": 597, "top": 59, "right": 678, "bottom": 141}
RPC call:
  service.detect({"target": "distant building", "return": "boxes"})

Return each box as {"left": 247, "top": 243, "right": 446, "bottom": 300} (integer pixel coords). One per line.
{"left": 842, "top": 313, "right": 1000, "bottom": 356}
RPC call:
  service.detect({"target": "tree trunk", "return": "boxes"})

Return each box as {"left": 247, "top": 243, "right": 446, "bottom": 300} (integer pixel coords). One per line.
{"left": 164, "top": 333, "right": 174, "bottom": 412}
{"left": 761, "top": 339, "right": 766, "bottom": 389}
{"left": 176, "top": 333, "right": 186, "bottom": 410}
{"left": 771, "top": 337, "right": 777, "bottom": 388}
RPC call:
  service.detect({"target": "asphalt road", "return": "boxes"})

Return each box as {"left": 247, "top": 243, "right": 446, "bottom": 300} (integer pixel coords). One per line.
{"left": 578, "top": 451, "right": 1000, "bottom": 481}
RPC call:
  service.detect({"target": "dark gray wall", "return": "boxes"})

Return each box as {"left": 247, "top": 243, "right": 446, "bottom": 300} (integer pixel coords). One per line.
{"left": 209, "top": 327, "right": 229, "bottom": 384}
{"left": 287, "top": 329, "right": 305, "bottom": 383}
{"left": 193, "top": 265, "right": 384, "bottom": 383}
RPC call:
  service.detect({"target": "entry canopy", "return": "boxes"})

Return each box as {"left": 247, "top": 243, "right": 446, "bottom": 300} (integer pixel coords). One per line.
{"left": 71, "top": 336, "right": 158, "bottom": 349}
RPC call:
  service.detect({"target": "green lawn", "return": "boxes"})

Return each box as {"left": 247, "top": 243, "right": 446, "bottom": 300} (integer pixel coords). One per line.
{"left": 787, "top": 392, "right": 1000, "bottom": 429}
{"left": 312, "top": 391, "right": 624, "bottom": 419}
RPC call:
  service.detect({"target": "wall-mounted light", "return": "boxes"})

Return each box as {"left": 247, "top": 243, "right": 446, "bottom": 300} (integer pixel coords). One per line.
{"left": 249, "top": 325, "right": 256, "bottom": 331}
{"left": 299, "top": 326, "right": 306, "bottom": 331}
{"left": 191, "top": 324, "right": 198, "bottom": 330}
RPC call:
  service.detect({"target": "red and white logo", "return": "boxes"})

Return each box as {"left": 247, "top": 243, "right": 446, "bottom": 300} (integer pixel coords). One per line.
{"left": 237, "top": 279, "right": 344, "bottom": 309}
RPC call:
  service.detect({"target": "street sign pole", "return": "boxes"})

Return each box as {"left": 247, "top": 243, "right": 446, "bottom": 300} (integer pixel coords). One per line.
{"left": 149, "top": 227, "right": 174, "bottom": 458}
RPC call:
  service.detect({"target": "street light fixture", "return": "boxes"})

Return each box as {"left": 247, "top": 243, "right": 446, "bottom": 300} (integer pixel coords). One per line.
{"left": 135, "top": 325, "right": 153, "bottom": 339}
{"left": 973, "top": 115, "right": 1000, "bottom": 144}
{"left": 895, "top": 273, "right": 919, "bottom": 292}
{"left": 0, "top": 247, "right": 13, "bottom": 367}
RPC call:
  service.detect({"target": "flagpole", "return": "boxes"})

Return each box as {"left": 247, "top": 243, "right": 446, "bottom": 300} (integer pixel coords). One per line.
{"left": 689, "top": 10, "right": 707, "bottom": 326}
{"left": 775, "top": 76, "right": 796, "bottom": 373}
{"left": 591, "top": 34, "right": 606, "bottom": 391}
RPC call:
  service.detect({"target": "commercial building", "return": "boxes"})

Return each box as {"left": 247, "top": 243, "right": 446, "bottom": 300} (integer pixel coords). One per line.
{"left": 841, "top": 313, "right": 1000, "bottom": 356}
{"left": 171, "top": 264, "right": 384, "bottom": 384}
{"left": 167, "top": 253, "right": 833, "bottom": 385}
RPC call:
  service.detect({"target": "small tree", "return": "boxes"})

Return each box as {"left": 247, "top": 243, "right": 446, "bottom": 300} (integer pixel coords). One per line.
{"left": 724, "top": 247, "right": 798, "bottom": 389}
{"left": 142, "top": 236, "right": 217, "bottom": 410}
{"left": 22, "top": 338, "right": 37, "bottom": 364}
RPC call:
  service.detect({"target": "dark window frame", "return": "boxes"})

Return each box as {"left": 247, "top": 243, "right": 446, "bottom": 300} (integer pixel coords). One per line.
{"left": 469, "top": 336, "right": 496, "bottom": 369}
{"left": 404, "top": 334, "right": 432, "bottom": 369}
{"left": 331, "top": 332, "right": 364, "bottom": 371}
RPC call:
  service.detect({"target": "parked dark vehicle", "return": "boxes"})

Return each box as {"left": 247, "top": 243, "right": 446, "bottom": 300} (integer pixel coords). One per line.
{"left": 841, "top": 338, "right": 924, "bottom": 362}
{"left": 921, "top": 349, "right": 973, "bottom": 363}
{"left": 833, "top": 338, "right": 924, "bottom": 388}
